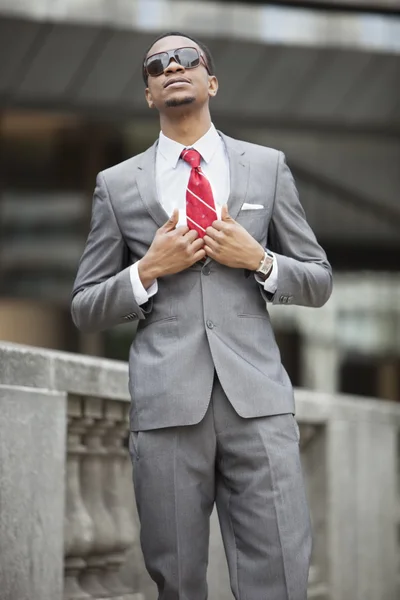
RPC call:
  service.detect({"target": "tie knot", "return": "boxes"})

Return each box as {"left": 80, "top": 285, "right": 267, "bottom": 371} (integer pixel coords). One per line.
{"left": 181, "top": 148, "right": 201, "bottom": 169}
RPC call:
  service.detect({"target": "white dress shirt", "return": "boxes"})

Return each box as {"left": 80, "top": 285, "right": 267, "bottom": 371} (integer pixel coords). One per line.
{"left": 130, "top": 124, "right": 278, "bottom": 305}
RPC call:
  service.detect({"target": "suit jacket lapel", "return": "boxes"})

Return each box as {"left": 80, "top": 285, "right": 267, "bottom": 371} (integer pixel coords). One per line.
{"left": 135, "top": 140, "right": 170, "bottom": 228}
{"left": 219, "top": 132, "right": 250, "bottom": 221}
{"left": 204, "top": 132, "right": 250, "bottom": 266}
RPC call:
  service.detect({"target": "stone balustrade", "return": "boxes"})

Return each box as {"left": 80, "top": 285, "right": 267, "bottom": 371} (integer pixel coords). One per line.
{"left": 0, "top": 342, "right": 141, "bottom": 600}
{"left": 0, "top": 341, "right": 399, "bottom": 600}
{"left": 64, "top": 394, "right": 137, "bottom": 600}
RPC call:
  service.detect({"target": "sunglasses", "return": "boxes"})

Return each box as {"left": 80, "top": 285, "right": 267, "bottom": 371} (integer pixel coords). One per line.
{"left": 144, "top": 46, "right": 211, "bottom": 79}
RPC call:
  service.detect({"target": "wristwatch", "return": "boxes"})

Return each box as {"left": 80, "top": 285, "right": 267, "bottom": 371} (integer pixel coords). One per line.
{"left": 255, "top": 249, "right": 274, "bottom": 281}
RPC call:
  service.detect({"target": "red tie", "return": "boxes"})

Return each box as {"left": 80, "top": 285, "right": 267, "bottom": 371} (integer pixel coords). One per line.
{"left": 181, "top": 148, "right": 217, "bottom": 238}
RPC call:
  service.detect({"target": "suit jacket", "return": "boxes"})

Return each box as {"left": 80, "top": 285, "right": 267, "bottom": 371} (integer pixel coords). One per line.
{"left": 71, "top": 132, "right": 332, "bottom": 431}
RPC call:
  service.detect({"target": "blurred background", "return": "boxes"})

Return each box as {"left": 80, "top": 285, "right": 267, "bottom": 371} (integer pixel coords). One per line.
{"left": 1, "top": 1, "right": 400, "bottom": 599}
{"left": 1, "top": 0, "right": 400, "bottom": 403}
{"left": 0, "top": 0, "right": 399, "bottom": 402}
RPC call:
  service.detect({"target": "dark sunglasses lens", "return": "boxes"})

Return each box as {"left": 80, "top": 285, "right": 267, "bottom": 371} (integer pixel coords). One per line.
{"left": 146, "top": 53, "right": 168, "bottom": 76}
{"left": 175, "top": 47, "right": 200, "bottom": 68}
{"left": 146, "top": 47, "right": 201, "bottom": 77}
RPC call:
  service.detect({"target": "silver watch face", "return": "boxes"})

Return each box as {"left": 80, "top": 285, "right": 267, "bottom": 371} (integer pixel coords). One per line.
{"left": 259, "top": 263, "right": 270, "bottom": 275}
{"left": 257, "top": 252, "right": 273, "bottom": 275}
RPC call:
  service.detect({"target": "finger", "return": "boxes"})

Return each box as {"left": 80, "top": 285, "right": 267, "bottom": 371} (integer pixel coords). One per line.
{"left": 191, "top": 238, "right": 206, "bottom": 252}
{"left": 193, "top": 248, "right": 206, "bottom": 262}
{"left": 205, "top": 227, "right": 222, "bottom": 240}
{"left": 175, "top": 225, "right": 190, "bottom": 236}
{"left": 162, "top": 208, "right": 179, "bottom": 231}
{"left": 204, "top": 245, "right": 215, "bottom": 257}
{"left": 183, "top": 229, "right": 199, "bottom": 242}
{"left": 209, "top": 219, "right": 224, "bottom": 231}
{"left": 221, "top": 204, "right": 231, "bottom": 221}
{"left": 203, "top": 235, "right": 219, "bottom": 251}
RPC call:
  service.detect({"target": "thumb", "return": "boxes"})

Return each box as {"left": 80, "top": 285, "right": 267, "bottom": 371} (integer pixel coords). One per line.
{"left": 163, "top": 208, "right": 179, "bottom": 231}
{"left": 221, "top": 204, "right": 232, "bottom": 221}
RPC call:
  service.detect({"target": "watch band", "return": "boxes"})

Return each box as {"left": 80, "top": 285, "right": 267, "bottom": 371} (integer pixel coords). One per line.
{"left": 255, "top": 250, "right": 274, "bottom": 281}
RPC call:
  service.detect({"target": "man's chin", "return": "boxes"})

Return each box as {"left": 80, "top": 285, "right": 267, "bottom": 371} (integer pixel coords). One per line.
{"left": 165, "top": 96, "right": 196, "bottom": 108}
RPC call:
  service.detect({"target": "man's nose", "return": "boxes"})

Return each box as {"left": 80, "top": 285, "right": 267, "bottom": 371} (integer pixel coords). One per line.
{"left": 164, "top": 58, "right": 185, "bottom": 75}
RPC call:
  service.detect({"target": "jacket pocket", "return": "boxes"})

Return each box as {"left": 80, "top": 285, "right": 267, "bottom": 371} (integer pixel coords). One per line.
{"left": 237, "top": 313, "right": 268, "bottom": 321}
{"left": 139, "top": 315, "right": 177, "bottom": 330}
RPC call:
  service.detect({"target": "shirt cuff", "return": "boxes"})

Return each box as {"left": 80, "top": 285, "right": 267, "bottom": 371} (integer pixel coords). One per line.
{"left": 254, "top": 252, "right": 278, "bottom": 296}
{"left": 130, "top": 262, "right": 158, "bottom": 306}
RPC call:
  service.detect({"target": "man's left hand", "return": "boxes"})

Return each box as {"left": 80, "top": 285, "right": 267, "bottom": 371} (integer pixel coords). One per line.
{"left": 204, "top": 205, "right": 264, "bottom": 270}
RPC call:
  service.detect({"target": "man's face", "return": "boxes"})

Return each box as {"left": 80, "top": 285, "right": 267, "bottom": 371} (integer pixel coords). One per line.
{"left": 144, "top": 35, "right": 218, "bottom": 111}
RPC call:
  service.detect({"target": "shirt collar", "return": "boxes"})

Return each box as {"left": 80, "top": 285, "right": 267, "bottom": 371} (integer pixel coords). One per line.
{"left": 158, "top": 124, "right": 221, "bottom": 169}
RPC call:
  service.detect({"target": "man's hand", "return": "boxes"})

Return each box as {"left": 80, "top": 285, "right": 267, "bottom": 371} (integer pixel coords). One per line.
{"left": 138, "top": 209, "right": 206, "bottom": 288}
{"left": 204, "top": 205, "right": 264, "bottom": 270}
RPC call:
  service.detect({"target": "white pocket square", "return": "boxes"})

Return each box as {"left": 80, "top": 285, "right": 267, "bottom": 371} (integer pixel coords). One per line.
{"left": 241, "top": 203, "right": 264, "bottom": 210}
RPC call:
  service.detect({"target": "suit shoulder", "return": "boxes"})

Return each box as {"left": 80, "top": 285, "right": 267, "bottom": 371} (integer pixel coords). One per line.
{"left": 237, "top": 138, "right": 282, "bottom": 162}
{"left": 221, "top": 132, "right": 282, "bottom": 165}
{"left": 99, "top": 145, "right": 155, "bottom": 185}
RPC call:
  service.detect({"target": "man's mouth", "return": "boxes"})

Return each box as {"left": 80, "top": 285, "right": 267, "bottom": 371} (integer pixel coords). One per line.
{"left": 164, "top": 77, "right": 191, "bottom": 88}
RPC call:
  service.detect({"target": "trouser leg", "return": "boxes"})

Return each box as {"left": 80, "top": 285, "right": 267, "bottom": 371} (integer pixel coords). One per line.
{"left": 212, "top": 379, "right": 312, "bottom": 600}
{"left": 129, "top": 402, "right": 216, "bottom": 600}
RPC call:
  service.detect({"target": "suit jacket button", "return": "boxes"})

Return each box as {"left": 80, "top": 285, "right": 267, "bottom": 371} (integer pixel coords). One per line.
{"left": 202, "top": 266, "right": 211, "bottom": 276}
{"left": 132, "top": 313, "right": 137, "bottom": 319}
{"left": 206, "top": 320, "right": 214, "bottom": 329}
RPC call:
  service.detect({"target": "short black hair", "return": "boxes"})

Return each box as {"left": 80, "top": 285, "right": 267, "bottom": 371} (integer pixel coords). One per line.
{"left": 142, "top": 31, "right": 215, "bottom": 85}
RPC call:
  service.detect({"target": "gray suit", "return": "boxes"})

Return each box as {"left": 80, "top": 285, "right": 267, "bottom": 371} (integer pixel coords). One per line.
{"left": 72, "top": 132, "right": 332, "bottom": 599}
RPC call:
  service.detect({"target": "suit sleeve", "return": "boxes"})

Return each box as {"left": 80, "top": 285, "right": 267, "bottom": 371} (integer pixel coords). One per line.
{"left": 264, "top": 152, "right": 332, "bottom": 308}
{"left": 71, "top": 172, "right": 153, "bottom": 332}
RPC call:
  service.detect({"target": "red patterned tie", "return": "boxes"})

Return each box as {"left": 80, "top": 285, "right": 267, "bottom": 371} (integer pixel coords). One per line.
{"left": 181, "top": 148, "right": 217, "bottom": 238}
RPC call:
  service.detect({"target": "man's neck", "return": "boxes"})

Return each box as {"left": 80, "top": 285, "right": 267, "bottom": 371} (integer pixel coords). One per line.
{"left": 160, "top": 108, "right": 212, "bottom": 147}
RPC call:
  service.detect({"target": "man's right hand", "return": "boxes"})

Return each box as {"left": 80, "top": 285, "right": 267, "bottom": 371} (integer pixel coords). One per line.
{"left": 138, "top": 209, "right": 206, "bottom": 289}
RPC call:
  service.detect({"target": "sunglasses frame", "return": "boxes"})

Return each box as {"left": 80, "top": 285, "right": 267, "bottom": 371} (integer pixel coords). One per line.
{"left": 144, "top": 46, "right": 211, "bottom": 79}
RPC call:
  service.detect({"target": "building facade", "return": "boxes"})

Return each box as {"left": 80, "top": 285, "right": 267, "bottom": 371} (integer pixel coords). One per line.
{"left": 1, "top": 0, "right": 400, "bottom": 400}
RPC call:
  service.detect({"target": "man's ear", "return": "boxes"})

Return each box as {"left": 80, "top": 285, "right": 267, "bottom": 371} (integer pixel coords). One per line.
{"left": 145, "top": 87, "right": 155, "bottom": 109}
{"left": 208, "top": 75, "right": 218, "bottom": 98}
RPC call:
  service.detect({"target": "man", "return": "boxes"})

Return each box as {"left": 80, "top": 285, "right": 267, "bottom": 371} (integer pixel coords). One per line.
{"left": 72, "top": 31, "right": 332, "bottom": 600}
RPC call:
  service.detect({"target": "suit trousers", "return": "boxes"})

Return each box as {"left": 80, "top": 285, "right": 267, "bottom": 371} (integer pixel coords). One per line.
{"left": 129, "top": 375, "right": 312, "bottom": 600}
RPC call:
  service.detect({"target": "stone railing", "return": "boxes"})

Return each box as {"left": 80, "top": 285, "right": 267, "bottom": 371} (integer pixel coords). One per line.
{"left": 0, "top": 341, "right": 399, "bottom": 600}
{"left": 0, "top": 342, "right": 140, "bottom": 600}
{"left": 294, "top": 389, "right": 400, "bottom": 600}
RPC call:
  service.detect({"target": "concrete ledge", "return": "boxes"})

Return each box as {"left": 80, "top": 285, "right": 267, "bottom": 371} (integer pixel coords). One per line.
{"left": 0, "top": 384, "right": 66, "bottom": 600}
{"left": 0, "top": 342, "right": 130, "bottom": 401}
{"left": 295, "top": 387, "right": 400, "bottom": 424}
{"left": 2, "top": 342, "right": 400, "bottom": 424}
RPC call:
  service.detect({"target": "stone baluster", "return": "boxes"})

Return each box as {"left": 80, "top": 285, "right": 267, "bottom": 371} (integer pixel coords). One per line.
{"left": 64, "top": 395, "right": 95, "bottom": 600}
{"left": 299, "top": 423, "right": 329, "bottom": 599}
{"left": 100, "top": 401, "right": 138, "bottom": 598}
{"left": 121, "top": 422, "right": 146, "bottom": 600}
{"left": 79, "top": 396, "right": 116, "bottom": 598}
